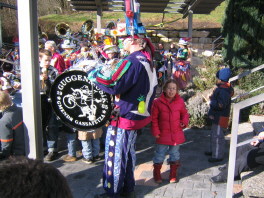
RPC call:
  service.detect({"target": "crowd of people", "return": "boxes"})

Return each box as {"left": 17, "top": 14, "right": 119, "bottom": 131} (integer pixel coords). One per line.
{"left": 0, "top": 30, "right": 263, "bottom": 198}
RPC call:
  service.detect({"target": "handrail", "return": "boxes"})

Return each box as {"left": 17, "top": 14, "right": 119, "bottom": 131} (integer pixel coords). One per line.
{"left": 229, "top": 64, "right": 264, "bottom": 83}
{"left": 211, "top": 35, "right": 222, "bottom": 51}
{"left": 231, "top": 86, "right": 264, "bottom": 101}
{"left": 226, "top": 93, "right": 264, "bottom": 197}
{"left": 225, "top": 63, "right": 264, "bottom": 197}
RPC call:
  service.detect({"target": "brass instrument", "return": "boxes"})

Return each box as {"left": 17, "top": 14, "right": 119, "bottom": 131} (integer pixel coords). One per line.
{"left": 81, "top": 20, "right": 94, "bottom": 40}
{"left": 106, "top": 21, "right": 116, "bottom": 30}
{"left": 38, "top": 26, "right": 48, "bottom": 48}
{"left": 55, "top": 22, "right": 71, "bottom": 39}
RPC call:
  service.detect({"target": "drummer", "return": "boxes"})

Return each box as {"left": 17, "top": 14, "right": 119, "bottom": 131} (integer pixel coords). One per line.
{"left": 90, "top": 36, "right": 157, "bottom": 198}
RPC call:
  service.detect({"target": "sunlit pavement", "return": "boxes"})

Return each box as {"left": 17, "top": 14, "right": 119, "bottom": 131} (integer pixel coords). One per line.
{"left": 48, "top": 127, "right": 240, "bottom": 198}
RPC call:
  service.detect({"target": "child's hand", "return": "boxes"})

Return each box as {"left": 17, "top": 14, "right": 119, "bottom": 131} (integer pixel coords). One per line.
{"left": 180, "top": 123, "right": 185, "bottom": 128}
{"left": 251, "top": 140, "right": 260, "bottom": 147}
{"left": 155, "top": 135, "right": 160, "bottom": 138}
{"left": 41, "top": 73, "right": 48, "bottom": 80}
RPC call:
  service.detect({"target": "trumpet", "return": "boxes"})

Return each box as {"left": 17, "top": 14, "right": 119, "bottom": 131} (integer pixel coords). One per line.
{"left": 55, "top": 22, "right": 71, "bottom": 39}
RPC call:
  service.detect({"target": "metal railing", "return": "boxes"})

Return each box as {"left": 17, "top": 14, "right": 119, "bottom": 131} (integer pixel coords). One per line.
{"left": 226, "top": 64, "right": 264, "bottom": 197}
{"left": 211, "top": 35, "right": 223, "bottom": 51}
{"left": 229, "top": 64, "right": 264, "bottom": 83}
{"left": 230, "top": 64, "right": 264, "bottom": 101}
{"left": 226, "top": 93, "right": 264, "bottom": 197}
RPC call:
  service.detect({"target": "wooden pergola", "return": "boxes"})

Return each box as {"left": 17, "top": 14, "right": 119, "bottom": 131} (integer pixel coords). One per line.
{"left": 67, "top": 0, "right": 224, "bottom": 15}
{"left": 66, "top": 0, "right": 225, "bottom": 36}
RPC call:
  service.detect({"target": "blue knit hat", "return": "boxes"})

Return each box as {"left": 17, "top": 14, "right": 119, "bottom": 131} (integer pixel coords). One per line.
{"left": 216, "top": 68, "right": 231, "bottom": 82}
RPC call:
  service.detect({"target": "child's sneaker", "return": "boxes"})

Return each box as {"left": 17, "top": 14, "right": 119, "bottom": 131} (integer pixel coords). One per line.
{"left": 82, "top": 158, "right": 94, "bottom": 164}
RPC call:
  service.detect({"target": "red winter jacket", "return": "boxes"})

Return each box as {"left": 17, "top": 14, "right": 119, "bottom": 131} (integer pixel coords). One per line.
{"left": 151, "top": 93, "right": 189, "bottom": 146}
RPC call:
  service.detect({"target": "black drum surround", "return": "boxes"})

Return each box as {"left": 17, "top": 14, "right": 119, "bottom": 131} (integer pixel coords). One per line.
{"left": 50, "top": 70, "right": 112, "bottom": 131}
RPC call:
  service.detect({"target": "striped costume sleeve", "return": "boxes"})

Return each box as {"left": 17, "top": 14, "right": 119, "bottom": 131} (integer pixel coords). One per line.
{"left": 88, "top": 59, "right": 132, "bottom": 87}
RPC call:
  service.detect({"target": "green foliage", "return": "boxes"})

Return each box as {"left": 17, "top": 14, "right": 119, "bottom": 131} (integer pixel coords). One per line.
{"left": 250, "top": 102, "right": 264, "bottom": 115}
{"left": 222, "top": 0, "right": 264, "bottom": 69}
{"left": 238, "top": 71, "right": 264, "bottom": 118}
{"left": 40, "top": 13, "right": 96, "bottom": 22}
{"left": 238, "top": 71, "right": 264, "bottom": 91}
{"left": 240, "top": 101, "right": 264, "bottom": 122}
{"left": 40, "top": 12, "right": 125, "bottom": 23}
{"left": 233, "top": 71, "right": 264, "bottom": 121}
{"left": 193, "top": 56, "right": 223, "bottom": 91}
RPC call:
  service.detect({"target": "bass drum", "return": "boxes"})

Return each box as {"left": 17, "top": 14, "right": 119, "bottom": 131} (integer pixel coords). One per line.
{"left": 50, "top": 70, "right": 112, "bottom": 131}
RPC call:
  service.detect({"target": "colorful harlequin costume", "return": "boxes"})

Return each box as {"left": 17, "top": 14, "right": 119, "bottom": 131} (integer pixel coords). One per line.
{"left": 172, "top": 38, "right": 191, "bottom": 90}
{"left": 89, "top": 49, "right": 157, "bottom": 197}
{"left": 172, "top": 60, "right": 191, "bottom": 90}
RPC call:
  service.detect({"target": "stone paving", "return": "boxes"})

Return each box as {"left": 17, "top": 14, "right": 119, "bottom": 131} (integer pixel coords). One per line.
{"left": 48, "top": 127, "right": 238, "bottom": 198}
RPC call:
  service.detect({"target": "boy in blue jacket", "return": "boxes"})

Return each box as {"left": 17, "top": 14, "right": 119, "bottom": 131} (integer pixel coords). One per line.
{"left": 205, "top": 68, "right": 234, "bottom": 162}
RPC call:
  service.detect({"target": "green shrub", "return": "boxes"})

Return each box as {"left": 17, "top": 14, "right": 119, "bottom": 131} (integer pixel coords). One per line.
{"left": 222, "top": 0, "right": 264, "bottom": 69}
{"left": 238, "top": 71, "right": 264, "bottom": 92}
{"left": 193, "top": 56, "right": 223, "bottom": 91}
{"left": 235, "top": 71, "right": 264, "bottom": 119}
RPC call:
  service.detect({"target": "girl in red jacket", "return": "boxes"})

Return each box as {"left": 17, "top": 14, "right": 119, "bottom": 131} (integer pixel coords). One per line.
{"left": 151, "top": 79, "right": 189, "bottom": 183}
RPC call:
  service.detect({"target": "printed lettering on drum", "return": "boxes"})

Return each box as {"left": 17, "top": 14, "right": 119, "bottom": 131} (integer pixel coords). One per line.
{"left": 50, "top": 70, "right": 112, "bottom": 130}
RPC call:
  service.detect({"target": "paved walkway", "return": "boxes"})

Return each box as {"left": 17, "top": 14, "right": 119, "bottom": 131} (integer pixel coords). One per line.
{"left": 48, "top": 127, "right": 237, "bottom": 198}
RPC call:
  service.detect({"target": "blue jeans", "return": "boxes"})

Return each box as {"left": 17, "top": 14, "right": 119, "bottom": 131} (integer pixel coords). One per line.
{"left": 153, "top": 144, "right": 180, "bottom": 164}
{"left": 66, "top": 132, "right": 77, "bottom": 157}
{"left": 12, "top": 91, "right": 22, "bottom": 107}
{"left": 81, "top": 138, "right": 100, "bottom": 159}
{"left": 45, "top": 112, "right": 59, "bottom": 152}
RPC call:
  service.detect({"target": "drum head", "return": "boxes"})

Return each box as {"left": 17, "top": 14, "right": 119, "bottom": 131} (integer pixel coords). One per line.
{"left": 50, "top": 70, "right": 112, "bottom": 131}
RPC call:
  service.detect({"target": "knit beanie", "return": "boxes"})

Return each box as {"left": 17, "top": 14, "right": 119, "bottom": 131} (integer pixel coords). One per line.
{"left": 216, "top": 68, "right": 231, "bottom": 82}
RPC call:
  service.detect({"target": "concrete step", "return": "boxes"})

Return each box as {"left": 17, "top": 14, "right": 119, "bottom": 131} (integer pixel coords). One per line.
{"left": 249, "top": 115, "right": 264, "bottom": 134}
{"left": 226, "top": 122, "right": 254, "bottom": 143}
{"left": 240, "top": 166, "right": 264, "bottom": 198}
